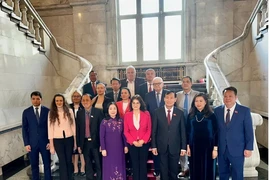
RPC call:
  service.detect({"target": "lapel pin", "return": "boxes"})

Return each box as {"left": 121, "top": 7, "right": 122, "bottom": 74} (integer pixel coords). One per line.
{"left": 91, "top": 115, "right": 94, "bottom": 118}
{"left": 173, "top": 114, "right": 176, "bottom": 117}
{"left": 234, "top": 111, "right": 238, "bottom": 114}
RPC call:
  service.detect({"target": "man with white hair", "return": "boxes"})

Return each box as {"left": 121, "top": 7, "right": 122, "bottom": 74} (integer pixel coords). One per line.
{"left": 120, "top": 65, "right": 145, "bottom": 97}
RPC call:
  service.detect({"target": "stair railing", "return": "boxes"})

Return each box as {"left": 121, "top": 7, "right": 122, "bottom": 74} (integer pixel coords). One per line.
{"left": 204, "top": 0, "right": 267, "bottom": 177}
{"left": 1, "top": 0, "right": 92, "bottom": 102}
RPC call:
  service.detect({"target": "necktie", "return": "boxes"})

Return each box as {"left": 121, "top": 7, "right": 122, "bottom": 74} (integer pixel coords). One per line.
{"left": 226, "top": 109, "right": 230, "bottom": 125}
{"left": 114, "top": 92, "right": 118, "bottom": 102}
{"left": 92, "top": 82, "right": 96, "bottom": 95}
{"left": 167, "top": 109, "right": 171, "bottom": 125}
{"left": 184, "top": 94, "right": 188, "bottom": 118}
{"left": 35, "top": 107, "right": 39, "bottom": 123}
{"left": 149, "top": 84, "right": 152, "bottom": 92}
{"left": 156, "top": 93, "right": 160, "bottom": 107}
{"left": 85, "top": 112, "right": 91, "bottom": 137}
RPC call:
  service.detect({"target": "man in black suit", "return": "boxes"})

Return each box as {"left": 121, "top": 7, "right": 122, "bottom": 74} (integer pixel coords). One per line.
{"left": 138, "top": 68, "right": 156, "bottom": 100}
{"left": 22, "top": 91, "right": 51, "bottom": 180}
{"left": 77, "top": 94, "right": 104, "bottom": 180}
{"left": 120, "top": 65, "right": 145, "bottom": 97}
{"left": 152, "top": 91, "right": 186, "bottom": 180}
{"left": 145, "top": 77, "right": 168, "bottom": 177}
{"left": 106, "top": 77, "right": 122, "bottom": 102}
{"left": 82, "top": 70, "right": 100, "bottom": 97}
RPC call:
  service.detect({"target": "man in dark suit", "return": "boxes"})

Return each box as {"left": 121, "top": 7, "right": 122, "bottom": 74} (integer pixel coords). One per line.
{"left": 138, "top": 68, "right": 156, "bottom": 100}
{"left": 77, "top": 94, "right": 104, "bottom": 180}
{"left": 145, "top": 77, "right": 168, "bottom": 177}
{"left": 82, "top": 70, "right": 100, "bottom": 97}
{"left": 214, "top": 86, "right": 253, "bottom": 180}
{"left": 106, "top": 77, "right": 122, "bottom": 102}
{"left": 120, "top": 65, "right": 145, "bottom": 97}
{"left": 152, "top": 91, "right": 186, "bottom": 180}
{"left": 22, "top": 91, "right": 51, "bottom": 180}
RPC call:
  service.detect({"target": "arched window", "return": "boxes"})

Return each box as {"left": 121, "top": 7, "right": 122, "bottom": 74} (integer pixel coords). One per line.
{"left": 117, "top": 0, "right": 184, "bottom": 64}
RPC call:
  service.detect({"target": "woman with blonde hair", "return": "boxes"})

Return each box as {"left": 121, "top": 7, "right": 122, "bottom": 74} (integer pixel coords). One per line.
{"left": 69, "top": 90, "right": 85, "bottom": 176}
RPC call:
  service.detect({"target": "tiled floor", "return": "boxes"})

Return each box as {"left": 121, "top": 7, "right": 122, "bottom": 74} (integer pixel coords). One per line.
{"left": 5, "top": 160, "right": 268, "bottom": 180}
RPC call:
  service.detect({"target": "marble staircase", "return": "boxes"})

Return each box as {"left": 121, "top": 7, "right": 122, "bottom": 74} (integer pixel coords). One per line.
{"left": 204, "top": 0, "right": 268, "bottom": 177}
{"left": 0, "top": 0, "right": 92, "bottom": 178}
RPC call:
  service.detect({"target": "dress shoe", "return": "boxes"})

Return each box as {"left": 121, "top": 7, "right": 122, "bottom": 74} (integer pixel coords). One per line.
{"left": 153, "top": 171, "right": 160, "bottom": 176}
{"left": 177, "top": 170, "right": 189, "bottom": 178}
{"left": 80, "top": 172, "right": 86, "bottom": 176}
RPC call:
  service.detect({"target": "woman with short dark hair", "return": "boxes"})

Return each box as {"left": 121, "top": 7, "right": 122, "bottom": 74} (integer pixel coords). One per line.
{"left": 124, "top": 95, "right": 151, "bottom": 180}
{"left": 100, "top": 102, "right": 128, "bottom": 180}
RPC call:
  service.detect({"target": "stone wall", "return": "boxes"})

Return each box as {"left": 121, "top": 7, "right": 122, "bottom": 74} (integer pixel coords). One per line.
{"left": 30, "top": 0, "right": 258, "bottom": 84}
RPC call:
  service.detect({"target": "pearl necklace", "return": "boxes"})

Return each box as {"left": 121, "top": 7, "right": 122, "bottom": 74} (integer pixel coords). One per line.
{"left": 195, "top": 115, "right": 205, "bottom": 122}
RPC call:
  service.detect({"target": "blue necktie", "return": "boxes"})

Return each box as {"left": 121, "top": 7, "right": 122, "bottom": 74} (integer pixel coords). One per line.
{"left": 156, "top": 93, "right": 160, "bottom": 107}
{"left": 226, "top": 109, "right": 230, "bottom": 126}
{"left": 184, "top": 94, "right": 188, "bottom": 118}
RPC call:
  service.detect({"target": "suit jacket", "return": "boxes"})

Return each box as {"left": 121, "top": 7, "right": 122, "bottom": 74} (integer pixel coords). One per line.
{"left": 214, "top": 103, "right": 254, "bottom": 157}
{"left": 91, "top": 95, "right": 113, "bottom": 115}
{"left": 151, "top": 106, "right": 186, "bottom": 154}
{"left": 69, "top": 103, "right": 84, "bottom": 117}
{"left": 120, "top": 77, "right": 145, "bottom": 95}
{"left": 76, "top": 108, "right": 104, "bottom": 150}
{"left": 22, "top": 106, "right": 50, "bottom": 148}
{"left": 124, "top": 111, "right": 152, "bottom": 145}
{"left": 82, "top": 80, "right": 100, "bottom": 97}
{"left": 116, "top": 100, "right": 131, "bottom": 119}
{"left": 145, "top": 89, "right": 169, "bottom": 118}
{"left": 176, "top": 89, "right": 199, "bottom": 112}
{"left": 106, "top": 90, "right": 122, "bottom": 102}
{"left": 138, "top": 82, "right": 148, "bottom": 100}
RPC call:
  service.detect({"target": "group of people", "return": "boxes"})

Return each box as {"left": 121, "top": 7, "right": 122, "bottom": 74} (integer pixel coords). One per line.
{"left": 22, "top": 65, "right": 254, "bottom": 180}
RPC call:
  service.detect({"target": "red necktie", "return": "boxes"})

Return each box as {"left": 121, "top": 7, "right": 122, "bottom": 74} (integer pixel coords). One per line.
{"left": 149, "top": 84, "right": 152, "bottom": 92}
{"left": 92, "top": 82, "right": 96, "bottom": 95}
{"left": 85, "top": 112, "right": 91, "bottom": 137}
{"left": 167, "top": 109, "right": 171, "bottom": 125}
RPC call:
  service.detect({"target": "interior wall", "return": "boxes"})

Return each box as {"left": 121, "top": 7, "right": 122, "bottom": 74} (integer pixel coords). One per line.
{"left": 31, "top": 0, "right": 258, "bottom": 84}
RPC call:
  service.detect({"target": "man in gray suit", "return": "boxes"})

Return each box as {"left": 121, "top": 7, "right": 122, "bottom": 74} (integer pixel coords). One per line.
{"left": 176, "top": 76, "right": 199, "bottom": 178}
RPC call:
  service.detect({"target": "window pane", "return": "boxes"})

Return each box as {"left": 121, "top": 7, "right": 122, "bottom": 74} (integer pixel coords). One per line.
{"left": 165, "top": 15, "right": 181, "bottom": 59}
{"left": 121, "top": 19, "right": 137, "bottom": 62}
{"left": 164, "top": 0, "right": 182, "bottom": 12}
{"left": 141, "top": 0, "right": 159, "bottom": 14}
{"left": 142, "top": 17, "right": 158, "bottom": 61}
{"left": 119, "top": 0, "right": 136, "bottom": 15}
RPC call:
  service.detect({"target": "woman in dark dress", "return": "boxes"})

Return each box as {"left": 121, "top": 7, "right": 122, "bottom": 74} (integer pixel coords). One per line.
{"left": 69, "top": 90, "right": 85, "bottom": 176}
{"left": 100, "top": 102, "right": 128, "bottom": 180}
{"left": 187, "top": 93, "right": 218, "bottom": 180}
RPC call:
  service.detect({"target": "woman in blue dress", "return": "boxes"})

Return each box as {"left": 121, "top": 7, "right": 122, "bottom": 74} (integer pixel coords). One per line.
{"left": 187, "top": 93, "right": 218, "bottom": 180}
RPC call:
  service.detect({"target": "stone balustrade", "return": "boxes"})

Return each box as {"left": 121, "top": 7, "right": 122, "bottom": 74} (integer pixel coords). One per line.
{"left": 2, "top": 0, "right": 45, "bottom": 48}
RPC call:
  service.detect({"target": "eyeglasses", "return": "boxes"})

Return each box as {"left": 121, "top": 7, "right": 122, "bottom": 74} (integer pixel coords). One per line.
{"left": 153, "top": 82, "right": 162, "bottom": 86}
{"left": 72, "top": 96, "right": 81, "bottom": 98}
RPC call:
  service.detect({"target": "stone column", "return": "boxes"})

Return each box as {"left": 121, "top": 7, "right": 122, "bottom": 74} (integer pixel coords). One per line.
{"left": 34, "top": 22, "right": 41, "bottom": 42}
{"left": 27, "top": 14, "right": 35, "bottom": 35}
{"left": 244, "top": 113, "right": 263, "bottom": 177}
{"left": 13, "top": 0, "right": 21, "bottom": 18}
{"left": 20, "top": 4, "right": 28, "bottom": 27}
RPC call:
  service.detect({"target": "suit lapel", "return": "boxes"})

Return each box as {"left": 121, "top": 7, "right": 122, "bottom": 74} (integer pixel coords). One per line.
{"left": 31, "top": 107, "right": 38, "bottom": 125}
{"left": 219, "top": 105, "right": 226, "bottom": 128}
{"left": 227, "top": 104, "right": 239, "bottom": 129}
{"left": 160, "top": 107, "right": 168, "bottom": 125}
